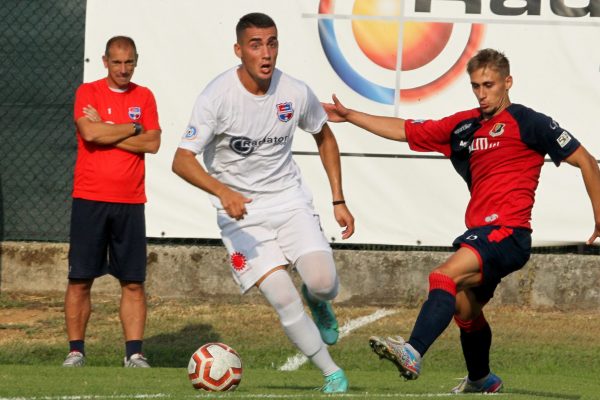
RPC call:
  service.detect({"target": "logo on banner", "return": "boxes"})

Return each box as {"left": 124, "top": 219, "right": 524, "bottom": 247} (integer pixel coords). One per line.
{"left": 317, "top": 0, "right": 485, "bottom": 104}
{"left": 128, "top": 106, "right": 141, "bottom": 120}
{"left": 276, "top": 102, "right": 294, "bottom": 122}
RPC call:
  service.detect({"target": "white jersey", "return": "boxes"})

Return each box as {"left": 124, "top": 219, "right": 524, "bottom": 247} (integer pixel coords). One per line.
{"left": 179, "top": 67, "right": 327, "bottom": 212}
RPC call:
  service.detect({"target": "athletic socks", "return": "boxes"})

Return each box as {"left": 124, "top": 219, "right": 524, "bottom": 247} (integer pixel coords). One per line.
{"left": 125, "top": 340, "right": 143, "bottom": 359}
{"left": 259, "top": 269, "right": 340, "bottom": 376}
{"left": 408, "top": 272, "right": 457, "bottom": 356}
{"left": 455, "top": 313, "right": 492, "bottom": 381}
{"left": 69, "top": 340, "right": 85, "bottom": 355}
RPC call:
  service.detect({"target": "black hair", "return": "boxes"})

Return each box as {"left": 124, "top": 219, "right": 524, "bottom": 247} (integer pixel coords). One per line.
{"left": 235, "top": 13, "right": 276, "bottom": 42}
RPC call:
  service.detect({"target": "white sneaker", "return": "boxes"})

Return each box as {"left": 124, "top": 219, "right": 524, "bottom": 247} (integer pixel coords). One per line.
{"left": 62, "top": 351, "right": 85, "bottom": 367}
{"left": 123, "top": 353, "right": 150, "bottom": 368}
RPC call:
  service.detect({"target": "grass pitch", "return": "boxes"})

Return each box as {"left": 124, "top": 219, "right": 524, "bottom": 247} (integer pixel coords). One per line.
{"left": 0, "top": 292, "right": 599, "bottom": 399}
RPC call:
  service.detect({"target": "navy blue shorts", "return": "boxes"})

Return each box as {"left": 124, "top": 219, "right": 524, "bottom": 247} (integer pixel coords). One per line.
{"left": 452, "top": 225, "right": 531, "bottom": 303}
{"left": 68, "top": 198, "right": 147, "bottom": 282}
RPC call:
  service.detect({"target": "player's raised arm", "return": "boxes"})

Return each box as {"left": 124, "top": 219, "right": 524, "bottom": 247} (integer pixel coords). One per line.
{"left": 322, "top": 94, "right": 408, "bottom": 142}
{"left": 565, "top": 145, "right": 600, "bottom": 244}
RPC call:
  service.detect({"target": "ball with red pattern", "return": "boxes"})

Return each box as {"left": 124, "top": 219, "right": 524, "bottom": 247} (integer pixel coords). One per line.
{"left": 187, "top": 342, "right": 242, "bottom": 391}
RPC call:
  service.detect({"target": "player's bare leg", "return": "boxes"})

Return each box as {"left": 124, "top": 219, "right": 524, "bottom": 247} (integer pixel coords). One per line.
{"left": 120, "top": 281, "right": 150, "bottom": 367}
{"left": 63, "top": 279, "right": 93, "bottom": 366}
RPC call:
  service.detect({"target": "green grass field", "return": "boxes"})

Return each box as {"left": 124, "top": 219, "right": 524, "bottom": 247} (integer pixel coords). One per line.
{"left": 1, "top": 292, "right": 599, "bottom": 399}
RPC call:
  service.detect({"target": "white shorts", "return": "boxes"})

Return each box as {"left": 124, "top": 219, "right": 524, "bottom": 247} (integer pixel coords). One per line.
{"left": 218, "top": 206, "right": 332, "bottom": 293}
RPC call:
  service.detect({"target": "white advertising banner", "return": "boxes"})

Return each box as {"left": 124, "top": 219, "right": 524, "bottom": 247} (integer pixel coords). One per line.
{"left": 84, "top": 0, "right": 600, "bottom": 246}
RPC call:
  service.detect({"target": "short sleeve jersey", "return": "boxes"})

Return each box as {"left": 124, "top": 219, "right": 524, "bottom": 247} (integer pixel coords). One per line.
{"left": 178, "top": 67, "right": 327, "bottom": 211}
{"left": 405, "top": 104, "right": 580, "bottom": 229}
{"left": 72, "top": 78, "right": 161, "bottom": 203}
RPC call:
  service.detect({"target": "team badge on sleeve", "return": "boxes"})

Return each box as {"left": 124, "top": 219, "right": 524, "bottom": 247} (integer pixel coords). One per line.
{"left": 276, "top": 102, "right": 294, "bottom": 122}
{"left": 557, "top": 131, "right": 572, "bottom": 148}
{"left": 128, "top": 106, "right": 141, "bottom": 120}
{"left": 184, "top": 126, "right": 198, "bottom": 140}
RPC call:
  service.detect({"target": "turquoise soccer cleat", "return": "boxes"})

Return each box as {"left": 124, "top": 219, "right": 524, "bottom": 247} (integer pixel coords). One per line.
{"left": 301, "top": 284, "right": 339, "bottom": 345}
{"left": 321, "top": 369, "right": 349, "bottom": 393}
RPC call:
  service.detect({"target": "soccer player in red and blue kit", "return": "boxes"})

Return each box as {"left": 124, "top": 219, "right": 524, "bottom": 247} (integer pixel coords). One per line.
{"left": 323, "top": 48, "right": 600, "bottom": 393}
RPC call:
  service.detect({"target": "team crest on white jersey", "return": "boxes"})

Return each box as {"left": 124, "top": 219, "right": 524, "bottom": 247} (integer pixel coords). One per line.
{"left": 128, "top": 106, "right": 141, "bottom": 120}
{"left": 276, "top": 102, "right": 294, "bottom": 122}
{"left": 489, "top": 123, "right": 505, "bottom": 137}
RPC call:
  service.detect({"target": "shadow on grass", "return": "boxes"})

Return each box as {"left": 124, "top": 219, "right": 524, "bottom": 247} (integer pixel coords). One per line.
{"left": 144, "top": 323, "right": 220, "bottom": 367}
{"left": 507, "top": 388, "right": 581, "bottom": 399}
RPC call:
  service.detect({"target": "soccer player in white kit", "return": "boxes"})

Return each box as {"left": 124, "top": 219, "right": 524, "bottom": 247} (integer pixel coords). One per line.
{"left": 172, "top": 12, "right": 355, "bottom": 393}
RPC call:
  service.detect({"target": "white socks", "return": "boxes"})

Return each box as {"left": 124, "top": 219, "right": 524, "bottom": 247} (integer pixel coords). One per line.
{"left": 259, "top": 269, "right": 339, "bottom": 375}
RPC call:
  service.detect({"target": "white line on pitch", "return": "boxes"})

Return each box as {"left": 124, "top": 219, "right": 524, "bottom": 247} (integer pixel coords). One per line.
{"left": 278, "top": 308, "right": 397, "bottom": 371}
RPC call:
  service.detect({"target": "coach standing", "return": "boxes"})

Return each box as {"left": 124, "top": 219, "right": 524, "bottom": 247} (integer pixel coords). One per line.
{"left": 62, "top": 36, "right": 161, "bottom": 368}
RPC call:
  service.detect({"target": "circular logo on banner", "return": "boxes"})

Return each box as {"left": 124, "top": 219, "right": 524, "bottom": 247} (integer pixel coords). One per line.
{"left": 318, "top": 0, "right": 485, "bottom": 104}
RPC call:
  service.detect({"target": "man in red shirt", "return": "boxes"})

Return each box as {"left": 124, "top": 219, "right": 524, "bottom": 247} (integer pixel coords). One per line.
{"left": 63, "top": 36, "right": 161, "bottom": 368}
{"left": 323, "top": 48, "right": 600, "bottom": 393}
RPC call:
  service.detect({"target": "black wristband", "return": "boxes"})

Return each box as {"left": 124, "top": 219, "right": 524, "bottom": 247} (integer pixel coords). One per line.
{"left": 132, "top": 122, "right": 142, "bottom": 135}
{"left": 332, "top": 200, "right": 345, "bottom": 206}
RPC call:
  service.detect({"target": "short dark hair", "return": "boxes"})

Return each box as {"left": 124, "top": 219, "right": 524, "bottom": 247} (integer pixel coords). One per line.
{"left": 467, "top": 48, "right": 510, "bottom": 77}
{"left": 236, "top": 12, "right": 276, "bottom": 42}
{"left": 104, "top": 36, "right": 138, "bottom": 59}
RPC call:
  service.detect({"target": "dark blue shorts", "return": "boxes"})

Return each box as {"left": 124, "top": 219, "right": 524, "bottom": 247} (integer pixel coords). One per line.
{"left": 452, "top": 225, "right": 531, "bottom": 303}
{"left": 68, "top": 198, "right": 147, "bottom": 282}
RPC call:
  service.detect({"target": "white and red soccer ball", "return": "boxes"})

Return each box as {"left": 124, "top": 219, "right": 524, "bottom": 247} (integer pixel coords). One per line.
{"left": 187, "top": 342, "right": 243, "bottom": 391}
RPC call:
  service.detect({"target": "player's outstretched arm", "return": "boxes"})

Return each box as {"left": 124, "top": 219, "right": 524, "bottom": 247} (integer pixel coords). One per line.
{"left": 565, "top": 145, "right": 600, "bottom": 244}
{"left": 321, "top": 94, "right": 408, "bottom": 142}
{"left": 172, "top": 148, "right": 251, "bottom": 220}
{"left": 313, "top": 124, "right": 355, "bottom": 239}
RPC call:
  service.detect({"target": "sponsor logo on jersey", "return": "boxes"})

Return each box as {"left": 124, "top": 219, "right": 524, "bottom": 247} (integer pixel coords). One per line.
{"left": 453, "top": 122, "right": 472, "bottom": 135}
{"left": 489, "top": 123, "right": 505, "bottom": 137}
{"left": 549, "top": 119, "right": 559, "bottom": 130}
{"left": 183, "top": 126, "right": 197, "bottom": 139}
{"left": 466, "top": 235, "right": 478, "bottom": 240}
{"left": 469, "top": 137, "right": 499, "bottom": 153}
{"left": 485, "top": 213, "right": 499, "bottom": 223}
{"left": 276, "top": 102, "right": 294, "bottom": 122}
{"left": 459, "top": 140, "right": 470, "bottom": 148}
{"left": 128, "top": 106, "right": 141, "bottom": 120}
{"left": 229, "top": 135, "right": 290, "bottom": 156}
{"left": 557, "top": 131, "right": 572, "bottom": 148}
{"left": 230, "top": 252, "right": 247, "bottom": 272}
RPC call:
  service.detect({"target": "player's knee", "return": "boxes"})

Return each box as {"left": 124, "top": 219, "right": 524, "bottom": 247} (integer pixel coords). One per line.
{"left": 453, "top": 312, "right": 488, "bottom": 332}
{"left": 428, "top": 271, "right": 457, "bottom": 296}
{"left": 296, "top": 251, "right": 338, "bottom": 300}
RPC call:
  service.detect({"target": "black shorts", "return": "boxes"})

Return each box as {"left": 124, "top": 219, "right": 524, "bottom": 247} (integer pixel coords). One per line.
{"left": 68, "top": 198, "right": 147, "bottom": 282}
{"left": 452, "top": 225, "right": 531, "bottom": 303}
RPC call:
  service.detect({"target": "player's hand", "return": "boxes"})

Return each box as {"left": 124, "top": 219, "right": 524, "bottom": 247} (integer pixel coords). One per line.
{"left": 83, "top": 104, "right": 102, "bottom": 122}
{"left": 333, "top": 203, "right": 355, "bottom": 239}
{"left": 321, "top": 94, "right": 350, "bottom": 123}
{"left": 219, "top": 188, "right": 252, "bottom": 220}
{"left": 586, "top": 221, "right": 600, "bottom": 244}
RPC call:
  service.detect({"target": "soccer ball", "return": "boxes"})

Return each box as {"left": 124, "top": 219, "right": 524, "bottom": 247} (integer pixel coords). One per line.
{"left": 187, "top": 342, "right": 243, "bottom": 391}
